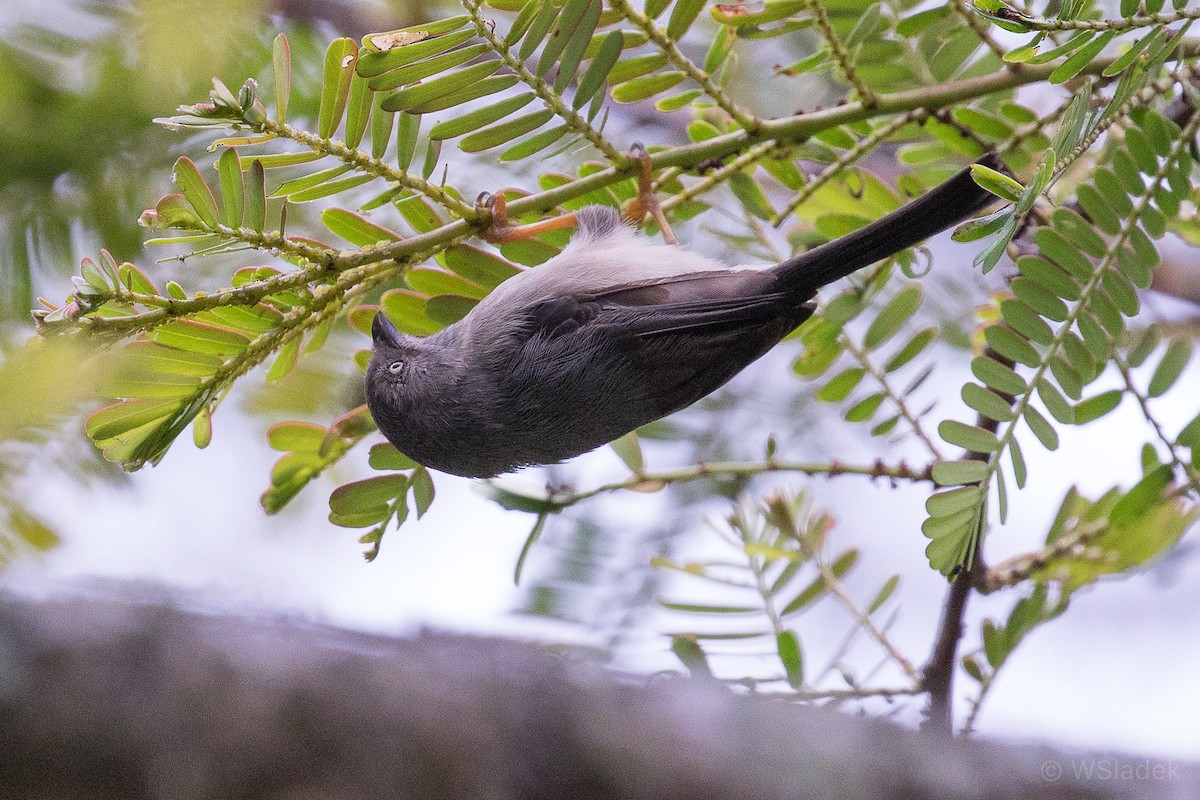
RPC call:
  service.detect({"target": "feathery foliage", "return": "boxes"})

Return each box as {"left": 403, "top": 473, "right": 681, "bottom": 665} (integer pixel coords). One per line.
{"left": 35, "top": 0, "right": 1200, "bottom": 728}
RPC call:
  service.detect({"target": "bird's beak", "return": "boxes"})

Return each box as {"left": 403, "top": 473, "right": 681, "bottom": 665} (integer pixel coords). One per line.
{"left": 372, "top": 311, "right": 404, "bottom": 348}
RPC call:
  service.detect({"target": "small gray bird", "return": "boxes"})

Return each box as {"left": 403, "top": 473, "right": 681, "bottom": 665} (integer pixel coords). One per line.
{"left": 367, "top": 155, "right": 999, "bottom": 478}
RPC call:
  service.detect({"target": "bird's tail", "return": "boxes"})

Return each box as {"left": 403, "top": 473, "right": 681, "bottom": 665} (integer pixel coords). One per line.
{"left": 771, "top": 152, "right": 1001, "bottom": 297}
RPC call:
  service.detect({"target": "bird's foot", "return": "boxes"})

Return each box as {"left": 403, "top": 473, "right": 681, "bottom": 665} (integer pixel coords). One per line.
{"left": 475, "top": 191, "right": 578, "bottom": 244}
{"left": 622, "top": 143, "right": 677, "bottom": 245}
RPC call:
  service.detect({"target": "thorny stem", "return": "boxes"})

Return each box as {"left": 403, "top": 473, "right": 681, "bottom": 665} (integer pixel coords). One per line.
{"left": 543, "top": 458, "right": 934, "bottom": 508}
{"left": 994, "top": 5, "right": 1200, "bottom": 32}
{"left": 979, "top": 519, "right": 1107, "bottom": 592}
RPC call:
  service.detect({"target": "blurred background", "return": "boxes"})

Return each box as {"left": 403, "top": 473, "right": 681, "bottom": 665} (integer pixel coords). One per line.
{"left": 1, "top": 0, "right": 1198, "bottom": 762}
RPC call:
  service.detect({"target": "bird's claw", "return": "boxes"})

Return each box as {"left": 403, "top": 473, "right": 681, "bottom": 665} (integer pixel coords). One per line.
{"left": 623, "top": 143, "right": 677, "bottom": 245}
{"left": 475, "top": 189, "right": 577, "bottom": 245}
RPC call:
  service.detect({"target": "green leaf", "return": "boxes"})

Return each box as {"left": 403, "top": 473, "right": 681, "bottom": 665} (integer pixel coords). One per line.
{"left": 318, "top": 38, "right": 358, "bottom": 139}
{"left": 1034, "top": 228, "right": 1093, "bottom": 280}
{"left": 962, "top": 382, "right": 1014, "bottom": 422}
{"left": 460, "top": 110, "right": 556, "bottom": 153}
{"left": 367, "top": 43, "right": 490, "bottom": 92}
{"left": 443, "top": 245, "right": 522, "bottom": 288}
{"left": 867, "top": 575, "right": 901, "bottom": 613}
{"left": 863, "top": 285, "right": 922, "bottom": 350}
{"left": 1074, "top": 390, "right": 1122, "bottom": 423}
{"left": 273, "top": 33, "right": 292, "bottom": 123}
{"left": 845, "top": 393, "right": 885, "bottom": 422}
{"left": 239, "top": 152, "right": 323, "bottom": 171}
{"left": 329, "top": 473, "right": 408, "bottom": 515}
{"left": 610, "top": 430, "right": 644, "bottom": 473}
{"left": 396, "top": 111, "right": 421, "bottom": 171}
{"left": 268, "top": 421, "right": 326, "bottom": 452}
{"left": 357, "top": 28, "right": 476, "bottom": 77}
{"left": 271, "top": 164, "right": 353, "bottom": 199}
{"left": 971, "top": 163, "right": 1024, "bottom": 202}
{"left": 1011, "top": 277, "right": 1068, "bottom": 322}
{"left": 1000, "top": 299, "right": 1054, "bottom": 345}
{"left": 1010, "top": 437, "right": 1027, "bottom": 488}
{"left": 148, "top": 194, "right": 203, "bottom": 229}
{"left": 411, "top": 466, "right": 435, "bottom": 517}
{"left": 926, "top": 486, "right": 983, "bottom": 517}
{"left": 519, "top": 0, "right": 561, "bottom": 60}
{"left": 1037, "top": 378, "right": 1074, "bottom": 424}
{"left": 1050, "top": 86, "right": 1091, "bottom": 155}
{"left": 776, "top": 630, "right": 804, "bottom": 689}
{"left": 1127, "top": 326, "right": 1161, "bottom": 368}
{"left": 148, "top": 320, "right": 249, "bottom": 357}
{"left": 976, "top": 213, "right": 1017, "bottom": 273}
{"left": 217, "top": 149, "right": 244, "bottom": 228}
{"left": 87, "top": 398, "right": 178, "bottom": 443}
{"left": 344, "top": 72, "right": 374, "bottom": 149}
{"left": 1101, "top": 269, "right": 1139, "bottom": 318}
{"left": 506, "top": 0, "right": 544, "bottom": 44}
{"left": 287, "top": 173, "right": 374, "bottom": 203}
{"left": 670, "top": 635, "right": 713, "bottom": 679}
{"left": 382, "top": 60, "right": 504, "bottom": 112}
{"left": 430, "top": 93, "right": 538, "bottom": 140}
{"left": 1125, "top": 126, "right": 1160, "bottom": 174}
{"left": 1049, "top": 30, "right": 1116, "bottom": 84}
{"left": 608, "top": 53, "right": 668, "bottom": 85}
{"left": 246, "top": 160, "right": 267, "bottom": 232}
{"left": 424, "top": 294, "right": 478, "bottom": 325}
{"left": 883, "top": 327, "right": 935, "bottom": 373}
{"left": 575, "top": 30, "right": 623, "bottom": 109}
{"left": 667, "top": 0, "right": 706, "bottom": 39}
{"left": 267, "top": 337, "right": 301, "bottom": 382}
{"left": 725, "top": 173, "right": 773, "bottom": 222}
{"left": 540, "top": 0, "right": 601, "bottom": 85}
{"left": 322, "top": 208, "right": 403, "bottom": 246}
{"left": 611, "top": 71, "right": 686, "bottom": 102}
{"left": 1149, "top": 339, "right": 1191, "bottom": 397}
{"left": 1074, "top": 184, "right": 1122, "bottom": 237}
{"left": 500, "top": 125, "right": 568, "bottom": 161}
{"left": 369, "top": 442, "right": 419, "bottom": 470}
{"left": 407, "top": 268, "right": 488, "bottom": 299}
{"left": 939, "top": 420, "right": 1001, "bottom": 453}
{"left": 817, "top": 368, "right": 865, "bottom": 403}
{"left": 972, "top": 355, "right": 1027, "bottom": 395}
{"left": 173, "top": 157, "right": 220, "bottom": 228}
{"left": 983, "top": 324, "right": 1039, "bottom": 368}
{"left": 1023, "top": 404, "right": 1059, "bottom": 450}
{"left": 1050, "top": 208, "right": 1107, "bottom": 259}
{"left": 407, "top": 75, "right": 520, "bottom": 115}
{"left": 1017, "top": 256, "right": 1079, "bottom": 301}
{"left": 932, "top": 460, "right": 988, "bottom": 486}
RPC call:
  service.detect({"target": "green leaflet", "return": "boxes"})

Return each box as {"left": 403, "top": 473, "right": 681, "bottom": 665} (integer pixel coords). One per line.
{"left": 318, "top": 38, "right": 358, "bottom": 139}
{"left": 173, "top": 157, "right": 220, "bottom": 228}
{"left": 430, "top": 93, "right": 538, "bottom": 140}
{"left": 322, "top": 208, "right": 403, "bottom": 246}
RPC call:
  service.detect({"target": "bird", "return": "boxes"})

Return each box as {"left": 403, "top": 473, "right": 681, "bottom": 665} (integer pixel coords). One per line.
{"left": 366, "top": 152, "right": 1001, "bottom": 478}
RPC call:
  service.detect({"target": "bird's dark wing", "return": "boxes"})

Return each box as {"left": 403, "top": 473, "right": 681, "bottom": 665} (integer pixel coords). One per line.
{"left": 526, "top": 268, "right": 807, "bottom": 339}
{"left": 501, "top": 270, "right": 814, "bottom": 423}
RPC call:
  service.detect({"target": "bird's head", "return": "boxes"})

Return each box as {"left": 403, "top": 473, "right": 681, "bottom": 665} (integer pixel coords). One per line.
{"left": 365, "top": 312, "right": 438, "bottom": 412}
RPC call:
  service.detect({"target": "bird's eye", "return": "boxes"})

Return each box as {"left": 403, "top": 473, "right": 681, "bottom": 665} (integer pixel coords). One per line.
{"left": 388, "top": 360, "right": 404, "bottom": 374}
